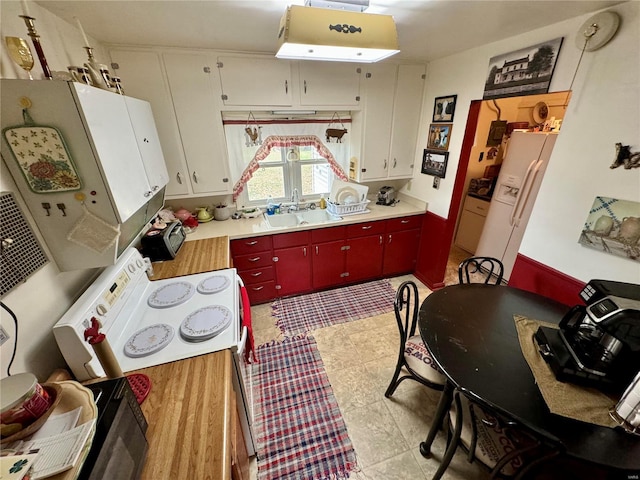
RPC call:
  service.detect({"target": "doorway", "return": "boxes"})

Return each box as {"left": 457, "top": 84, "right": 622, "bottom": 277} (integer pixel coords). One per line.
{"left": 445, "top": 90, "right": 572, "bottom": 284}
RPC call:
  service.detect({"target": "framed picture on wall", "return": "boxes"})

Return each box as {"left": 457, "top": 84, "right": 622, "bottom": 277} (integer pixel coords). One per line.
{"left": 432, "top": 95, "right": 457, "bottom": 122}
{"left": 427, "top": 123, "right": 452, "bottom": 150}
{"left": 421, "top": 149, "right": 449, "bottom": 178}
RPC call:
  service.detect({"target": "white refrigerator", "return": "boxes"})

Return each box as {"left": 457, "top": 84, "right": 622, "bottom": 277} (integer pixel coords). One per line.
{"left": 475, "top": 132, "right": 558, "bottom": 280}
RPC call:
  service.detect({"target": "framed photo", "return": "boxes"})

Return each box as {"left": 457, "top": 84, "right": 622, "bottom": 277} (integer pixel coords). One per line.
{"left": 427, "top": 123, "right": 452, "bottom": 151}
{"left": 483, "top": 37, "right": 563, "bottom": 100}
{"left": 432, "top": 95, "right": 457, "bottom": 122}
{"left": 421, "top": 149, "right": 449, "bottom": 178}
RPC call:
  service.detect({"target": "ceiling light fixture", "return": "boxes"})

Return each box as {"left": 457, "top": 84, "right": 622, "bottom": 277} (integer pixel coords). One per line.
{"left": 276, "top": 3, "right": 400, "bottom": 63}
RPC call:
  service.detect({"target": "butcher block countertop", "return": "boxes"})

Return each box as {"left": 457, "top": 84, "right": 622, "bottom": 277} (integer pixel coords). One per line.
{"left": 130, "top": 350, "right": 233, "bottom": 480}
{"left": 149, "top": 236, "right": 230, "bottom": 280}
{"left": 133, "top": 238, "right": 235, "bottom": 479}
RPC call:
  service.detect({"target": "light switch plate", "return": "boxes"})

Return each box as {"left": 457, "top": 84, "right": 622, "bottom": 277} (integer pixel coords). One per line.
{"left": 0, "top": 325, "right": 9, "bottom": 346}
{"left": 433, "top": 177, "right": 440, "bottom": 189}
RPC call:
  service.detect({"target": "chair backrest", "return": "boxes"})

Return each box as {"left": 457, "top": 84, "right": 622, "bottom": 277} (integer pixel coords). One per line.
{"left": 458, "top": 257, "right": 504, "bottom": 285}
{"left": 394, "top": 281, "right": 420, "bottom": 342}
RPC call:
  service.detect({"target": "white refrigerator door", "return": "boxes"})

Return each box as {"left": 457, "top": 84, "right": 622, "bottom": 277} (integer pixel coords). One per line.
{"left": 475, "top": 132, "right": 554, "bottom": 277}
{"left": 502, "top": 134, "right": 558, "bottom": 278}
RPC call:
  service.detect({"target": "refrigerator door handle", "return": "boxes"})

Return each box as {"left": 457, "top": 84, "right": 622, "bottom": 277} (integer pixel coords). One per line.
{"left": 509, "top": 158, "right": 538, "bottom": 226}
{"left": 514, "top": 159, "right": 543, "bottom": 227}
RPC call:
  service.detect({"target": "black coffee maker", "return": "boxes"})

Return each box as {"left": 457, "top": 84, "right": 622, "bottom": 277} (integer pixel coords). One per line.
{"left": 535, "top": 279, "right": 640, "bottom": 391}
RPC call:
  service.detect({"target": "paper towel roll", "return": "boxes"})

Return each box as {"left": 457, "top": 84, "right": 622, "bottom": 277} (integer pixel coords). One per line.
{"left": 91, "top": 339, "right": 124, "bottom": 378}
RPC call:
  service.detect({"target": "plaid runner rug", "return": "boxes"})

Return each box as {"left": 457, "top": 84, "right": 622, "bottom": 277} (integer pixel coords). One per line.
{"left": 253, "top": 335, "right": 358, "bottom": 480}
{"left": 273, "top": 279, "right": 395, "bottom": 336}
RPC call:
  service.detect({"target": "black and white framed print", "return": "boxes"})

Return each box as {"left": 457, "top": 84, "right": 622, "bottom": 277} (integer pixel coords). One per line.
{"left": 421, "top": 149, "right": 449, "bottom": 178}
{"left": 432, "top": 95, "right": 457, "bottom": 122}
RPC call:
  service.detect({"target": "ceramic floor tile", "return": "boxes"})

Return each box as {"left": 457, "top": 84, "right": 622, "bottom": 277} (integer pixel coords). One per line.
{"left": 411, "top": 437, "right": 489, "bottom": 480}
{"left": 342, "top": 400, "right": 409, "bottom": 469}
{"left": 327, "top": 362, "right": 383, "bottom": 412}
{"left": 362, "top": 450, "right": 425, "bottom": 480}
{"left": 384, "top": 384, "right": 443, "bottom": 447}
{"left": 349, "top": 324, "right": 399, "bottom": 363}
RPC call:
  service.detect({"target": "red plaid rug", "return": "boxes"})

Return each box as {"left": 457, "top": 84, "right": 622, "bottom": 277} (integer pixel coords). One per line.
{"left": 253, "top": 335, "right": 358, "bottom": 480}
{"left": 273, "top": 280, "right": 395, "bottom": 336}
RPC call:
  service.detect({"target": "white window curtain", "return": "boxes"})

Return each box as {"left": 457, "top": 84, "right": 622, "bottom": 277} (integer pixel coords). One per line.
{"left": 224, "top": 116, "right": 351, "bottom": 200}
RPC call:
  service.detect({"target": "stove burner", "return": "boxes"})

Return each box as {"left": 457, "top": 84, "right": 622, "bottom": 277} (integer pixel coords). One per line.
{"left": 197, "top": 275, "right": 231, "bottom": 295}
{"left": 180, "top": 305, "right": 232, "bottom": 342}
{"left": 124, "top": 324, "right": 175, "bottom": 358}
{"left": 147, "top": 281, "right": 195, "bottom": 309}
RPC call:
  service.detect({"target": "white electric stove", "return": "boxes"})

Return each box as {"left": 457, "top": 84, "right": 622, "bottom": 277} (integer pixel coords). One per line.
{"left": 53, "top": 247, "right": 255, "bottom": 455}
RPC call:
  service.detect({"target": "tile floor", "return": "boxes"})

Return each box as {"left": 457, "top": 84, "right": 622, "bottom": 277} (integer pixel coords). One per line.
{"left": 248, "top": 247, "right": 488, "bottom": 480}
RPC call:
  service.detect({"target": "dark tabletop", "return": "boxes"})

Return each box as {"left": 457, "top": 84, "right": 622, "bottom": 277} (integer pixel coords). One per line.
{"left": 418, "top": 284, "right": 640, "bottom": 471}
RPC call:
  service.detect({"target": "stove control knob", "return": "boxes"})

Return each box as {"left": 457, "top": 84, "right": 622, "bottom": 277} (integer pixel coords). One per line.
{"left": 128, "top": 263, "right": 136, "bottom": 274}
{"left": 135, "top": 259, "right": 144, "bottom": 269}
{"left": 95, "top": 304, "right": 108, "bottom": 316}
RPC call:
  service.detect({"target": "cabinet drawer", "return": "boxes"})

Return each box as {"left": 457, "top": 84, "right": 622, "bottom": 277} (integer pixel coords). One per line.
{"left": 347, "top": 221, "right": 385, "bottom": 238}
{"left": 231, "top": 236, "right": 273, "bottom": 255}
{"left": 244, "top": 281, "right": 277, "bottom": 305}
{"left": 238, "top": 266, "right": 275, "bottom": 286}
{"left": 386, "top": 215, "right": 423, "bottom": 232}
{"left": 272, "top": 231, "right": 310, "bottom": 249}
{"left": 464, "top": 196, "right": 490, "bottom": 217}
{"left": 233, "top": 252, "right": 273, "bottom": 271}
{"left": 311, "top": 226, "right": 347, "bottom": 243}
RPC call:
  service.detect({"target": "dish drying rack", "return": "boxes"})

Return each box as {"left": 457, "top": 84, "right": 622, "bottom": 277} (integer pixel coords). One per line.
{"left": 327, "top": 200, "right": 370, "bottom": 216}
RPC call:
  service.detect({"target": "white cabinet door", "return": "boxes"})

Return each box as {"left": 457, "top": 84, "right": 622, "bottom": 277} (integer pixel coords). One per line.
{"left": 124, "top": 96, "right": 169, "bottom": 194}
{"left": 217, "top": 56, "right": 292, "bottom": 106}
{"left": 298, "top": 62, "right": 361, "bottom": 106}
{"left": 109, "top": 49, "right": 190, "bottom": 196}
{"left": 358, "top": 64, "right": 397, "bottom": 181}
{"left": 388, "top": 64, "right": 425, "bottom": 179}
{"left": 72, "top": 83, "right": 151, "bottom": 223}
{"left": 163, "top": 53, "right": 231, "bottom": 195}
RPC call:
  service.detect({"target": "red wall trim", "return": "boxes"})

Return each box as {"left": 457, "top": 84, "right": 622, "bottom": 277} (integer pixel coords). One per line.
{"left": 509, "top": 254, "right": 586, "bottom": 306}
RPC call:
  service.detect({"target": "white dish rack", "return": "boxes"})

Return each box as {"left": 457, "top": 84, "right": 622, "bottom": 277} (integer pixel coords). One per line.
{"left": 327, "top": 200, "right": 370, "bottom": 216}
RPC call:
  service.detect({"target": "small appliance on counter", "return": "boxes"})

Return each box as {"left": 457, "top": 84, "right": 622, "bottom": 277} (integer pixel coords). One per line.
{"left": 376, "top": 186, "right": 396, "bottom": 206}
{"left": 139, "top": 220, "right": 185, "bottom": 262}
{"left": 534, "top": 279, "right": 640, "bottom": 391}
{"left": 467, "top": 177, "right": 495, "bottom": 199}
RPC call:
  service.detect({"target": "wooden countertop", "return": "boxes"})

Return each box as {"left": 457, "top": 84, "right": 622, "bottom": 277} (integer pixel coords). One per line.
{"left": 148, "top": 236, "right": 230, "bottom": 280}
{"left": 131, "top": 350, "right": 233, "bottom": 480}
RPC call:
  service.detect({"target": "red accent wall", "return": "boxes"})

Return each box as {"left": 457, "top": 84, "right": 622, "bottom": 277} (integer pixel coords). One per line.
{"left": 509, "top": 254, "right": 586, "bottom": 306}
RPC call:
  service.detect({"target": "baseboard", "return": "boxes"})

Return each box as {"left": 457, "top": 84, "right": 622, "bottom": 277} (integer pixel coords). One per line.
{"left": 509, "top": 254, "right": 586, "bottom": 306}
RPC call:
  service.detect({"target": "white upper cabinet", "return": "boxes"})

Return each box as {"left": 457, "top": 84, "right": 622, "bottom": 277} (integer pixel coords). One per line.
{"left": 353, "top": 64, "right": 425, "bottom": 182}
{"left": 297, "top": 62, "right": 361, "bottom": 106}
{"left": 110, "top": 49, "right": 190, "bottom": 196}
{"left": 123, "top": 96, "right": 169, "bottom": 195}
{"left": 217, "top": 56, "right": 292, "bottom": 106}
{"left": 163, "top": 53, "right": 231, "bottom": 195}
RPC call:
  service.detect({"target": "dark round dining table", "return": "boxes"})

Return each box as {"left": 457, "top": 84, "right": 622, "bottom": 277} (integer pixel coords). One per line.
{"left": 418, "top": 284, "right": 640, "bottom": 473}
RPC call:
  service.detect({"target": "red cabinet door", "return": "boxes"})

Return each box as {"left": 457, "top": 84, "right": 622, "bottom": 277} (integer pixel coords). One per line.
{"left": 383, "top": 229, "right": 421, "bottom": 276}
{"left": 312, "top": 240, "right": 346, "bottom": 290}
{"left": 273, "top": 245, "right": 312, "bottom": 297}
{"left": 346, "top": 235, "right": 384, "bottom": 283}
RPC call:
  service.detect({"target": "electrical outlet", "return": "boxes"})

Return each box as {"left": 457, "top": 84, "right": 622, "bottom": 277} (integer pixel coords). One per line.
{"left": 0, "top": 325, "right": 9, "bottom": 346}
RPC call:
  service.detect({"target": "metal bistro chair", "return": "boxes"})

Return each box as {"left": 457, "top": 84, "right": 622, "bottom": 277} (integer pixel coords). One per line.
{"left": 458, "top": 256, "right": 504, "bottom": 285}
{"left": 385, "top": 281, "right": 446, "bottom": 398}
{"left": 442, "top": 388, "right": 564, "bottom": 479}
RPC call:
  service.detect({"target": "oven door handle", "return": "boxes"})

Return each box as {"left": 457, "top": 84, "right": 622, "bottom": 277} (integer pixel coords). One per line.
{"left": 237, "top": 325, "right": 248, "bottom": 356}
{"left": 237, "top": 275, "right": 250, "bottom": 355}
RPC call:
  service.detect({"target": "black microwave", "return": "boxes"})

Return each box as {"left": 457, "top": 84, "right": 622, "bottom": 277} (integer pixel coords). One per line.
{"left": 78, "top": 378, "right": 148, "bottom": 480}
{"left": 140, "top": 221, "right": 185, "bottom": 262}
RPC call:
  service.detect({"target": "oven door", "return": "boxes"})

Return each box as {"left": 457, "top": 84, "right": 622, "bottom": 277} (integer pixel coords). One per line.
{"left": 232, "top": 276, "right": 256, "bottom": 456}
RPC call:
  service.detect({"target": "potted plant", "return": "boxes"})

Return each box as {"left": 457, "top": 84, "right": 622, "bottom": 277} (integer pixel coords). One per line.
{"left": 213, "top": 203, "right": 231, "bottom": 221}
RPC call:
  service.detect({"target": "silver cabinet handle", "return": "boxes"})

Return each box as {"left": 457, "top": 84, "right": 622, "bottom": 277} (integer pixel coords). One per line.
{"left": 315, "top": 245, "right": 319, "bottom": 255}
{"left": 361, "top": 225, "right": 372, "bottom": 230}
{"left": 251, "top": 286, "right": 264, "bottom": 291}
{"left": 144, "top": 190, "right": 152, "bottom": 197}
{"left": 176, "top": 172, "right": 183, "bottom": 184}
{"left": 401, "top": 219, "right": 410, "bottom": 224}
{"left": 192, "top": 171, "right": 199, "bottom": 183}
{"left": 383, "top": 159, "right": 387, "bottom": 169}
{"left": 250, "top": 271, "right": 263, "bottom": 277}
{"left": 304, "top": 80, "right": 307, "bottom": 94}
{"left": 393, "top": 158, "right": 397, "bottom": 168}
{"left": 152, "top": 185, "right": 159, "bottom": 192}
{"left": 248, "top": 257, "right": 261, "bottom": 262}
{"left": 285, "top": 80, "right": 288, "bottom": 94}
{"left": 303, "top": 247, "right": 307, "bottom": 257}
{"left": 388, "top": 234, "right": 392, "bottom": 244}
{"left": 246, "top": 241, "right": 258, "bottom": 246}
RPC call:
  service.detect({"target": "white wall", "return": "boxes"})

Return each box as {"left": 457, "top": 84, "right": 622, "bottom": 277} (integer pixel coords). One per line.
{"left": 406, "top": 2, "right": 640, "bottom": 284}
{"left": 0, "top": 0, "right": 107, "bottom": 381}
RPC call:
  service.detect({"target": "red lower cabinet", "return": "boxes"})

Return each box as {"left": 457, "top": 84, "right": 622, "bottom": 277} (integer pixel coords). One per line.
{"left": 382, "top": 229, "right": 421, "bottom": 276}
{"left": 273, "top": 245, "right": 312, "bottom": 297}
{"left": 346, "top": 234, "right": 384, "bottom": 282}
{"left": 312, "top": 240, "right": 347, "bottom": 290}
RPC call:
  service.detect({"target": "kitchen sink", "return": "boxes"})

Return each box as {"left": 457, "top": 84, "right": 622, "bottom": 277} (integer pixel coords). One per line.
{"left": 263, "top": 209, "right": 342, "bottom": 229}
